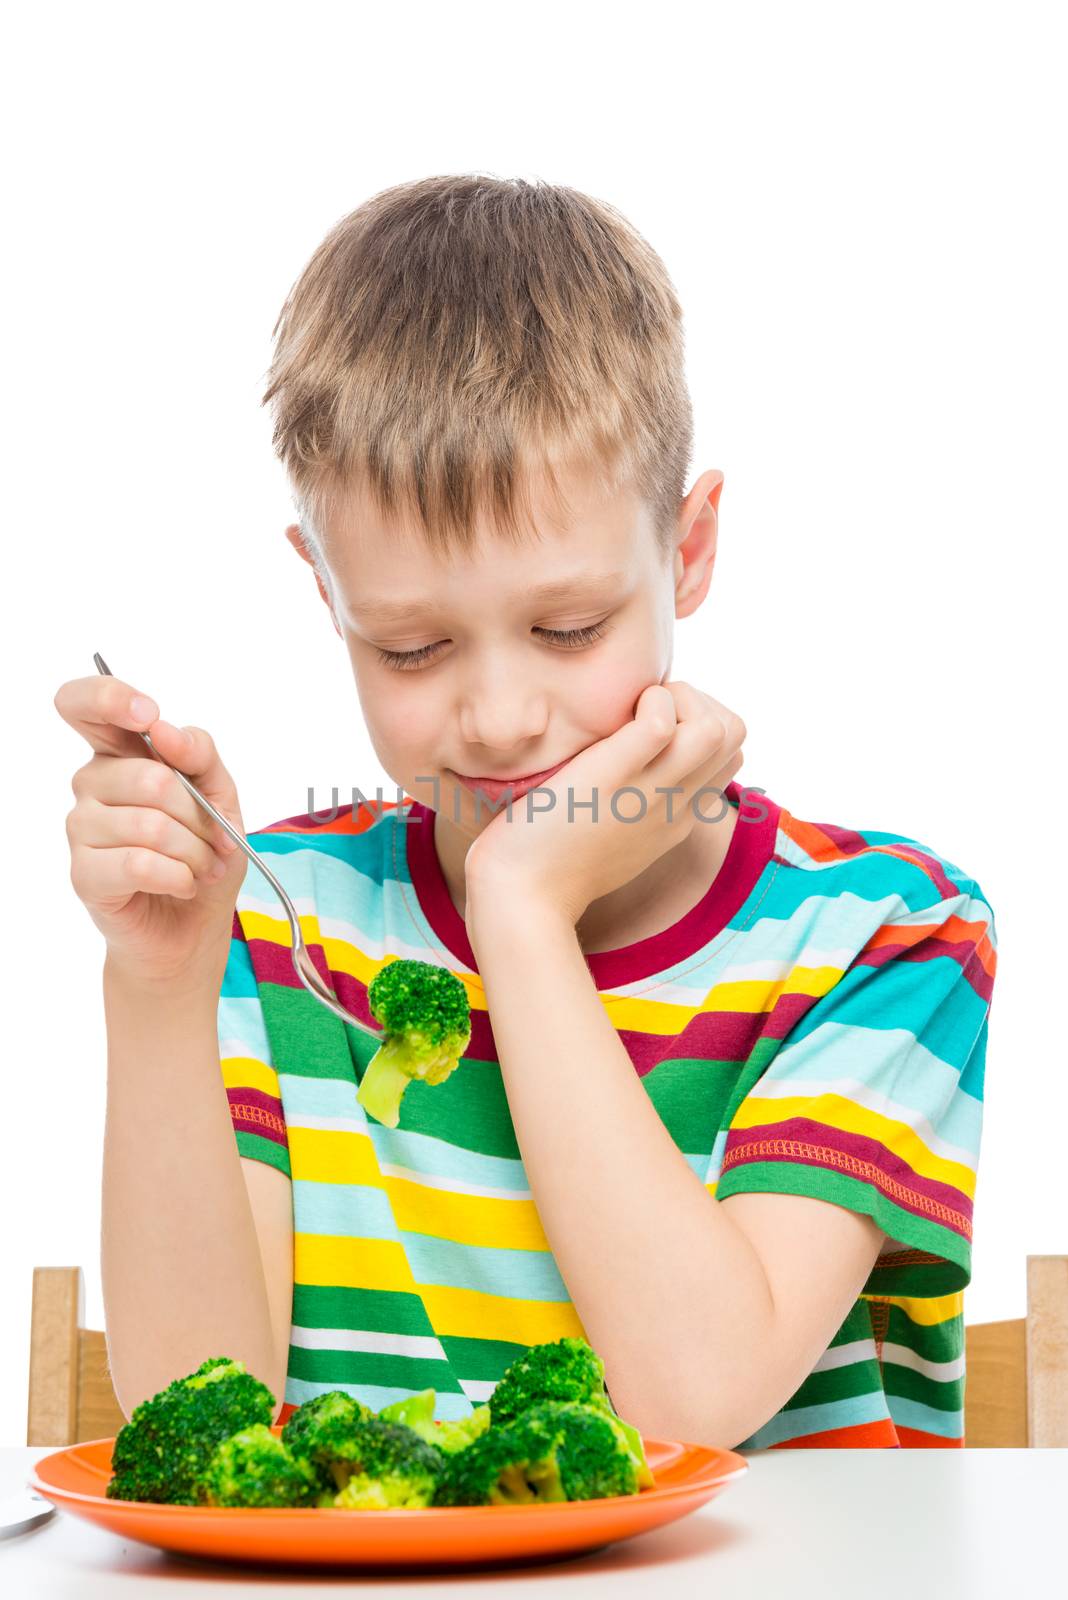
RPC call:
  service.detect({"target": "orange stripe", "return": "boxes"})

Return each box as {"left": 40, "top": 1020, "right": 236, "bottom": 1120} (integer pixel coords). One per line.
{"left": 767, "top": 1417, "right": 901, "bottom": 1448}
{"left": 896, "top": 1425, "right": 963, "bottom": 1448}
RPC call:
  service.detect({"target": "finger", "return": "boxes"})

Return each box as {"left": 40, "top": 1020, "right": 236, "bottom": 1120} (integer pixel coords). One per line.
{"left": 646, "top": 687, "right": 745, "bottom": 787}
{"left": 70, "top": 755, "right": 232, "bottom": 856}
{"left": 68, "top": 798, "right": 227, "bottom": 882}
{"left": 70, "top": 843, "right": 198, "bottom": 905}
{"left": 54, "top": 675, "right": 163, "bottom": 757}
{"left": 146, "top": 720, "right": 244, "bottom": 837}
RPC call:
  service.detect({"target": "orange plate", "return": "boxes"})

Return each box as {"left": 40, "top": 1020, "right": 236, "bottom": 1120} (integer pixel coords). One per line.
{"left": 28, "top": 1424, "right": 748, "bottom": 1570}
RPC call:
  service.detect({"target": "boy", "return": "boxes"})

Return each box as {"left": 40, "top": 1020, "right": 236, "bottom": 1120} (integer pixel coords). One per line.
{"left": 56, "top": 175, "right": 996, "bottom": 1451}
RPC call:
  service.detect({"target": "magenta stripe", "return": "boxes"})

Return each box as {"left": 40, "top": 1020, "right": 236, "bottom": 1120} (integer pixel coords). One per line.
{"left": 404, "top": 781, "right": 781, "bottom": 987}
{"left": 808, "top": 820, "right": 869, "bottom": 856}
{"left": 859, "top": 934, "right": 994, "bottom": 1004}
{"left": 721, "top": 1115, "right": 973, "bottom": 1238}
{"left": 227, "top": 1087, "right": 287, "bottom": 1146}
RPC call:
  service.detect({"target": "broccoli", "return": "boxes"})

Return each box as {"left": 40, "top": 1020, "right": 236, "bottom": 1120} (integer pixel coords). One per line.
{"left": 356, "top": 959, "right": 472, "bottom": 1129}
{"left": 489, "top": 1337, "right": 654, "bottom": 1489}
{"left": 285, "top": 1412, "right": 445, "bottom": 1508}
{"left": 433, "top": 1401, "right": 641, "bottom": 1506}
{"left": 197, "top": 1423, "right": 321, "bottom": 1508}
{"left": 377, "top": 1389, "right": 492, "bottom": 1454}
{"left": 280, "top": 1389, "right": 373, "bottom": 1463}
{"left": 106, "top": 1357, "right": 276, "bottom": 1505}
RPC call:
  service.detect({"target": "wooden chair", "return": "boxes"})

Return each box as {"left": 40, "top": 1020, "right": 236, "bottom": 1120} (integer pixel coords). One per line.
{"left": 27, "top": 1258, "right": 1068, "bottom": 1448}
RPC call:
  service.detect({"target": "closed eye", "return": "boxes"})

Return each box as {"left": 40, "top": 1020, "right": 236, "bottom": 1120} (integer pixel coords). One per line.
{"left": 375, "top": 620, "right": 610, "bottom": 671}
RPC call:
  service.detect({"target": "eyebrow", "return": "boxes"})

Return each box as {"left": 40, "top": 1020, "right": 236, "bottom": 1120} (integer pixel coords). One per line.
{"left": 348, "top": 570, "right": 630, "bottom": 623}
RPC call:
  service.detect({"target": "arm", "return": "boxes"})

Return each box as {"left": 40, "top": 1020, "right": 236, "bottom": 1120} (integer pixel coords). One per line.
{"left": 101, "top": 958, "right": 288, "bottom": 1422}
{"left": 466, "top": 893, "right": 884, "bottom": 1451}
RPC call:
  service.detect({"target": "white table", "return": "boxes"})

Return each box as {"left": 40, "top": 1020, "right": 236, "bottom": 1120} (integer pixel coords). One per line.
{"left": 4, "top": 1444, "right": 1065, "bottom": 1596}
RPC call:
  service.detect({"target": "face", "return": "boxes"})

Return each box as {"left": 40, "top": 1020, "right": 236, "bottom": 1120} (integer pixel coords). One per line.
{"left": 290, "top": 461, "right": 719, "bottom": 844}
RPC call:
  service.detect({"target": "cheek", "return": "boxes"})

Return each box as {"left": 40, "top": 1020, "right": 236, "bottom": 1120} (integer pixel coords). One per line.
{"left": 578, "top": 645, "right": 665, "bottom": 739}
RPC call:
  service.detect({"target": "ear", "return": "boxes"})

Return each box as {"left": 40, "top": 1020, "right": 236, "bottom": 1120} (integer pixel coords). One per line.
{"left": 285, "top": 523, "right": 342, "bottom": 638}
{"left": 672, "top": 470, "right": 723, "bottom": 619}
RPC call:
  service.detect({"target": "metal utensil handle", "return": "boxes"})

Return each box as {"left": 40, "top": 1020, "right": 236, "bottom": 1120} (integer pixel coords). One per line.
{"left": 92, "top": 653, "right": 305, "bottom": 954}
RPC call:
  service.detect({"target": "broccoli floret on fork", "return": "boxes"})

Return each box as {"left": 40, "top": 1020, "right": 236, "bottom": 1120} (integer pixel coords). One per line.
{"left": 356, "top": 958, "right": 472, "bottom": 1129}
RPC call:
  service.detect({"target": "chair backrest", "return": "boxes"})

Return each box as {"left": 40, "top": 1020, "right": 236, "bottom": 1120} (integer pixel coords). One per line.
{"left": 28, "top": 1257, "right": 1068, "bottom": 1448}
{"left": 964, "top": 1254, "right": 1068, "bottom": 1447}
{"left": 26, "top": 1267, "right": 126, "bottom": 1446}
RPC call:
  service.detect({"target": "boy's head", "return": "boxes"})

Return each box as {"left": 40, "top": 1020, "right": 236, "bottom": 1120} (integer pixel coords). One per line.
{"left": 262, "top": 174, "right": 723, "bottom": 838}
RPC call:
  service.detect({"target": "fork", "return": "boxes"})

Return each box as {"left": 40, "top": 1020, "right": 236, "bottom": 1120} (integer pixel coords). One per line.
{"left": 93, "top": 653, "right": 380, "bottom": 1039}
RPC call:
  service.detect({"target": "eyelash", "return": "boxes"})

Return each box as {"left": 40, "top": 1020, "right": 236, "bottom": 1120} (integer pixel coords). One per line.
{"left": 375, "top": 620, "right": 610, "bottom": 671}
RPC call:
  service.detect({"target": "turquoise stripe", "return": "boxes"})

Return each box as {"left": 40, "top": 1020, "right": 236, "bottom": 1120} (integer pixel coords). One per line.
{"left": 235, "top": 838, "right": 454, "bottom": 960}
{"left": 220, "top": 937, "right": 259, "bottom": 998}
{"left": 885, "top": 1393, "right": 963, "bottom": 1440}
{"left": 761, "top": 855, "right": 978, "bottom": 923}
{"left": 291, "top": 1180, "right": 570, "bottom": 1301}
{"left": 765, "top": 1019, "right": 983, "bottom": 1155}
{"left": 402, "top": 1234, "right": 569, "bottom": 1300}
{"left": 218, "top": 995, "right": 273, "bottom": 1063}
{"left": 281, "top": 1080, "right": 532, "bottom": 1190}
{"left": 737, "top": 1390, "right": 893, "bottom": 1449}
{"left": 284, "top": 1376, "right": 476, "bottom": 1421}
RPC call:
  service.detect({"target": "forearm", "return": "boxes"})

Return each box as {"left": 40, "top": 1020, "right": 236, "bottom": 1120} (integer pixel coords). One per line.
{"left": 101, "top": 957, "right": 283, "bottom": 1420}
{"left": 467, "top": 892, "right": 778, "bottom": 1450}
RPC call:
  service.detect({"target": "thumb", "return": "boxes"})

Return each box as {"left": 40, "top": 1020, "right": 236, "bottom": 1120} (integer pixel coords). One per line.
{"left": 591, "top": 684, "right": 677, "bottom": 785}
{"left": 630, "top": 683, "right": 677, "bottom": 752}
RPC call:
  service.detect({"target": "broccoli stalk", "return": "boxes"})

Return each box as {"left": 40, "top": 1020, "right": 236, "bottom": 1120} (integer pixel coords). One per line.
{"left": 356, "top": 959, "right": 472, "bottom": 1129}
{"left": 377, "top": 1389, "right": 492, "bottom": 1454}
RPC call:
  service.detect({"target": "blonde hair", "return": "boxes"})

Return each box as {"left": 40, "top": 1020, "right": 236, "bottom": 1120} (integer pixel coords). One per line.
{"left": 262, "top": 174, "right": 693, "bottom": 563}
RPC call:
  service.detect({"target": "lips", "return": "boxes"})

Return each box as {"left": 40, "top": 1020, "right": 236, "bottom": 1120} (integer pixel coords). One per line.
{"left": 452, "top": 758, "right": 570, "bottom": 805}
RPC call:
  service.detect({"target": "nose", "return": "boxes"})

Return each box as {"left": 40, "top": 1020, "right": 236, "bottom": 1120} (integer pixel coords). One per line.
{"left": 457, "top": 671, "right": 549, "bottom": 754}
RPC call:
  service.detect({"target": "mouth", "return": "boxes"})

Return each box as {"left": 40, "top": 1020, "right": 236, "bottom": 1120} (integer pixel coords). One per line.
{"left": 450, "top": 758, "right": 571, "bottom": 804}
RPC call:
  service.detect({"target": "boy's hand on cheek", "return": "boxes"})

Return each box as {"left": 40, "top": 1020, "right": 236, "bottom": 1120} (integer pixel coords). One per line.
{"left": 463, "top": 681, "right": 746, "bottom": 929}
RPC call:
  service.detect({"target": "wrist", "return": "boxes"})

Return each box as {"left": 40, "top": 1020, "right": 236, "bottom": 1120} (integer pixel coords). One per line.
{"left": 103, "top": 942, "right": 230, "bottom": 1008}
{"left": 464, "top": 873, "right": 578, "bottom": 947}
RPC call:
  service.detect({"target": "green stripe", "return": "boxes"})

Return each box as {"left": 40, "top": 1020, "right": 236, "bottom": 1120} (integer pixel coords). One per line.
{"left": 882, "top": 1359, "right": 963, "bottom": 1412}
{"left": 291, "top": 1283, "right": 436, "bottom": 1337}
{"left": 640, "top": 1057, "right": 735, "bottom": 1155}
{"left": 437, "top": 1335, "right": 532, "bottom": 1381}
{"left": 780, "top": 1354, "right": 883, "bottom": 1412}
{"left": 235, "top": 1130, "right": 291, "bottom": 1177}
{"left": 884, "top": 1303, "right": 964, "bottom": 1363}
{"left": 715, "top": 1162, "right": 970, "bottom": 1294}
{"left": 288, "top": 1345, "right": 464, "bottom": 1394}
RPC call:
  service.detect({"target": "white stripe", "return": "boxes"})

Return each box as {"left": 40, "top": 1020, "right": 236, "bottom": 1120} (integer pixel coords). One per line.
{"left": 811, "top": 1338, "right": 879, "bottom": 1373}
{"left": 459, "top": 1379, "right": 497, "bottom": 1402}
{"left": 289, "top": 1325, "right": 448, "bottom": 1362}
{"left": 378, "top": 1160, "right": 532, "bottom": 1202}
{"left": 880, "top": 1340, "right": 965, "bottom": 1384}
{"left": 237, "top": 891, "right": 477, "bottom": 974}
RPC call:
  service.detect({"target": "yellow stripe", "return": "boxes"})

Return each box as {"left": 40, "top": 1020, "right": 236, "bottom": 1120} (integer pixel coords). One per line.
{"left": 288, "top": 1127, "right": 550, "bottom": 1251}
{"left": 600, "top": 965, "right": 847, "bottom": 1034}
{"left": 419, "top": 1284, "right": 587, "bottom": 1344}
{"left": 862, "top": 1291, "right": 964, "bottom": 1326}
{"left": 221, "top": 1056, "right": 281, "bottom": 1097}
{"left": 294, "top": 1234, "right": 585, "bottom": 1342}
{"left": 296, "top": 1233, "right": 417, "bottom": 1294}
{"left": 239, "top": 911, "right": 485, "bottom": 1010}
{"left": 729, "top": 1091, "right": 976, "bottom": 1200}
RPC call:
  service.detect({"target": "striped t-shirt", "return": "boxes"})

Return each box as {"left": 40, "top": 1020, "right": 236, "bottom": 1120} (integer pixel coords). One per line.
{"left": 218, "top": 780, "right": 996, "bottom": 1449}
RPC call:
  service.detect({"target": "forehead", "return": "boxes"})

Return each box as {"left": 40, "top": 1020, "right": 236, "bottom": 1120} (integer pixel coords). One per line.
{"left": 318, "top": 463, "right": 658, "bottom": 611}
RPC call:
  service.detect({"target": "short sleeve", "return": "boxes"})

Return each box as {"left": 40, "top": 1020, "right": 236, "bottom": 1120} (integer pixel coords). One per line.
{"left": 715, "top": 880, "right": 996, "bottom": 1297}
{"left": 218, "top": 915, "right": 291, "bottom": 1179}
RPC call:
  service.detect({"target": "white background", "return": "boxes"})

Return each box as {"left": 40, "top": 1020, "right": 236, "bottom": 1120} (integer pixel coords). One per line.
{"left": 3, "top": 1, "right": 1063, "bottom": 1445}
